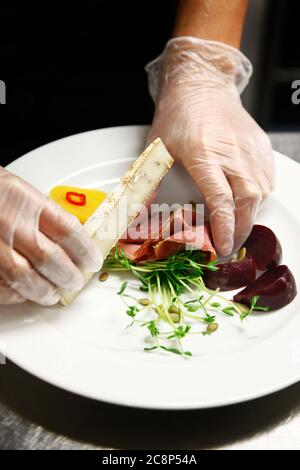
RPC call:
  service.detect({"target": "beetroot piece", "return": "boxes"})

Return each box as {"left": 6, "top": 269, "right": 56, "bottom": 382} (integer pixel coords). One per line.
{"left": 244, "top": 225, "right": 282, "bottom": 272}
{"left": 204, "top": 256, "right": 256, "bottom": 291}
{"left": 233, "top": 265, "right": 297, "bottom": 311}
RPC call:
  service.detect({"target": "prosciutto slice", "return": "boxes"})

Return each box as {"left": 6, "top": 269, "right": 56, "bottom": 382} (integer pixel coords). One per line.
{"left": 117, "top": 207, "right": 216, "bottom": 262}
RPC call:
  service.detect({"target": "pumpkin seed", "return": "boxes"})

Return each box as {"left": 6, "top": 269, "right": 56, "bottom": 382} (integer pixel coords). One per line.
{"left": 238, "top": 247, "right": 247, "bottom": 261}
{"left": 206, "top": 322, "right": 218, "bottom": 333}
{"left": 138, "top": 298, "right": 150, "bottom": 306}
{"left": 168, "top": 305, "right": 179, "bottom": 314}
{"left": 99, "top": 272, "right": 108, "bottom": 282}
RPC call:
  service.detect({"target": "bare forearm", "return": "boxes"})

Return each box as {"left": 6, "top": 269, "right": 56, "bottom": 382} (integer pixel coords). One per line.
{"left": 173, "top": 0, "right": 249, "bottom": 48}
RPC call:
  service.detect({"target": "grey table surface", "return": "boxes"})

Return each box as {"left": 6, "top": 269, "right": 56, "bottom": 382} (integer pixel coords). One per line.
{"left": 0, "top": 132, "right": 299, "bottom": 451}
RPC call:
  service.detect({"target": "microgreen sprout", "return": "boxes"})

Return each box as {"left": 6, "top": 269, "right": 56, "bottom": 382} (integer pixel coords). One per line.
{"left": 105, "top": 249, "right": 268, "bottom": 357}
{"left": 240, "top": 295, "right": 270, "bottom": 320}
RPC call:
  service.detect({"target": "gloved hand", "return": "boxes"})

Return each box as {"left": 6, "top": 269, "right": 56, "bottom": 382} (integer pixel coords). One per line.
{"left": 0, "top": 167, "right": 102, "bottom": 305}
{"left": 146, "top": 36, "right": 274, "bottom": 256}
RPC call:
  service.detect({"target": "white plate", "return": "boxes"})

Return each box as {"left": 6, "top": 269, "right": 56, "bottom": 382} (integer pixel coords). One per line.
{"left": 1, "top": 125, "right": 300, "bottom": 410}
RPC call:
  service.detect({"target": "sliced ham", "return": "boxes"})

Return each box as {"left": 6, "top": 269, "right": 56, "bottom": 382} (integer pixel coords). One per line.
{"left": 117, "top": 206, "right": 216, "bottom": 262}
{"left": 116, "top": 240, "right": 155, "bottom": 260}
{"left": 120, "top": 211, "right": 162, "bottom": 243}
{"left": 121, "top": 207, "right": 199, "bottom": 243}
{"left": 153, "top": 225, "right": 216, "bottom": 260}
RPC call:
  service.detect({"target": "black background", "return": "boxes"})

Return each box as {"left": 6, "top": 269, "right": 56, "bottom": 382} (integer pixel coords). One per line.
{"left": 0, "top": 1, "right": 178, "bottom": 166}
{"left": 0, "top": 0, "right": 299, "bottom": 167}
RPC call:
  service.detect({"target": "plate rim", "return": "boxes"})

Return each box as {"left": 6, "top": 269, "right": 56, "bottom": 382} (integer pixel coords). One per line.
{"left": 2, "top": 125, "right": 300, "bottom": 410}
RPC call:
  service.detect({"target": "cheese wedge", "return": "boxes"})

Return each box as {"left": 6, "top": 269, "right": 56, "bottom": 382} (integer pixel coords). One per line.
{"left": 59, "top": 138, "right": 174, "bottom": 305}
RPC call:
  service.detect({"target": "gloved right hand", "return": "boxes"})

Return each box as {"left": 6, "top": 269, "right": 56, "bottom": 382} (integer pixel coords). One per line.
{"left": 0, "top": 167, "right": 102, "bottom": 305}
{"left": 146, "top": 36, "right": 274, "bottom": 256}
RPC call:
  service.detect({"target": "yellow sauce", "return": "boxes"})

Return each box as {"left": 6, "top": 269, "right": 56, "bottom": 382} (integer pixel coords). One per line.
{"left": 50, "top": 185, "right": 107, "bottom": 223}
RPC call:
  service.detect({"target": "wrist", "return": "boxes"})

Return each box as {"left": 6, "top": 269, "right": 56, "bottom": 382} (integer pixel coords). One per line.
{"left": 173, "top": 0, "right": 249, "bottom": 49}
{"left": 145, "top": 36, "right": 252, "bottom": 103}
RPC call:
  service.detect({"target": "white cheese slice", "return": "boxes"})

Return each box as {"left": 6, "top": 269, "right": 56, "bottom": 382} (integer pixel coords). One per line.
{"left": 59, "top": 138, "right": 174, "bottom": 305}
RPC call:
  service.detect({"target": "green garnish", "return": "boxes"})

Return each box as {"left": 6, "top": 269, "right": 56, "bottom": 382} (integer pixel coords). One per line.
{"left": 126, "top": 305, "right": 138, "bottom": 318}
{"left": 222, "top": 307, "right": 235, "bottom": 316}
{"left": 240, "top": 295, "right": 270, "bottom": 320}
{"left": 167, "top": 325, "right": 191, "bottom": 340}
{"left": 146, "top": 320, "right": 160, "bottom": 338}
{"left": 104, "top": 248, "right": 259, "bottom": 357}
{"left": 160, "top": 346, "right": 192, "bottom": 357}
{"left": 201, "top": 313, "right": 216, "bottom": 324}
{"left": 117, "top": 281, "right": 128, "bottom": 295}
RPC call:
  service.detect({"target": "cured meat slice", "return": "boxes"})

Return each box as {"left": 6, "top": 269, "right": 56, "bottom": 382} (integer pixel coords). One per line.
{"left": 117, "top": 206, "right": 216, "bottom": 262}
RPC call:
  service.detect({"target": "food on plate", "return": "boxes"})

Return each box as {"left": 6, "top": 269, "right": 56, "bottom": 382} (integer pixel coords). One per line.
{"left": 48, "top": 148, "right": 296, "bottom": 353}
{"left": 243, "top": 224, "right": 282, "bottom": 272}
{"left": 117, "top": 207, "right": 217, "bottom": 262}
{"left": 105, "top": 247, "right": 246, "bottom": 357}
{"left": 59, "top": 138, "right": 174, "bottom": 305}
{"left": 50, "top": 185, "right": 107, "bottom": 223}
{"left": 204, "top": 255, "right": 256, "bottom": 291}
{"left": 104, "top": 222, "right": 297, "bottom": 356}
{"left": 233, "top": 265, "right": 297, "bottom": 311}
{"left": 204, "top": 225, "right": 283, "bottom": 291}
{"left": 99, "top": 271, "right": 109, "bottom": 282}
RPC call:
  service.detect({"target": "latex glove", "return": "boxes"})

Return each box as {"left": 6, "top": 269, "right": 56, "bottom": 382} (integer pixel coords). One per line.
{"left": 146, "top": 36, "right": 274, "bottom": 256}
{"left": 0, "top": 167, "right": 102, "bottom": 305}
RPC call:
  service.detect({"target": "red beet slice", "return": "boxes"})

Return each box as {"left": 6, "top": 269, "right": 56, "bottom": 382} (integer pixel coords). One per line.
{"left": 204, "top": 256, "right": 256, "bottom": 291}
{"left": 233, "top": 265, "right": 297, "bottom": 311}
{"left": 243, "top": 225, "right": 282, "bottom": 272}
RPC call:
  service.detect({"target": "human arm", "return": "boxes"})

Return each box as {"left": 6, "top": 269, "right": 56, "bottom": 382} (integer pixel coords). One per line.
{"left": 146, "top": 0, "right": 274, "bottom": 256}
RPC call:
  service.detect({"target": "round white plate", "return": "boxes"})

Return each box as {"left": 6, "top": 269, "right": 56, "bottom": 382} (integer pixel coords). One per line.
{"left": 1, "top": 125, "right": 300, "bottom": 410}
